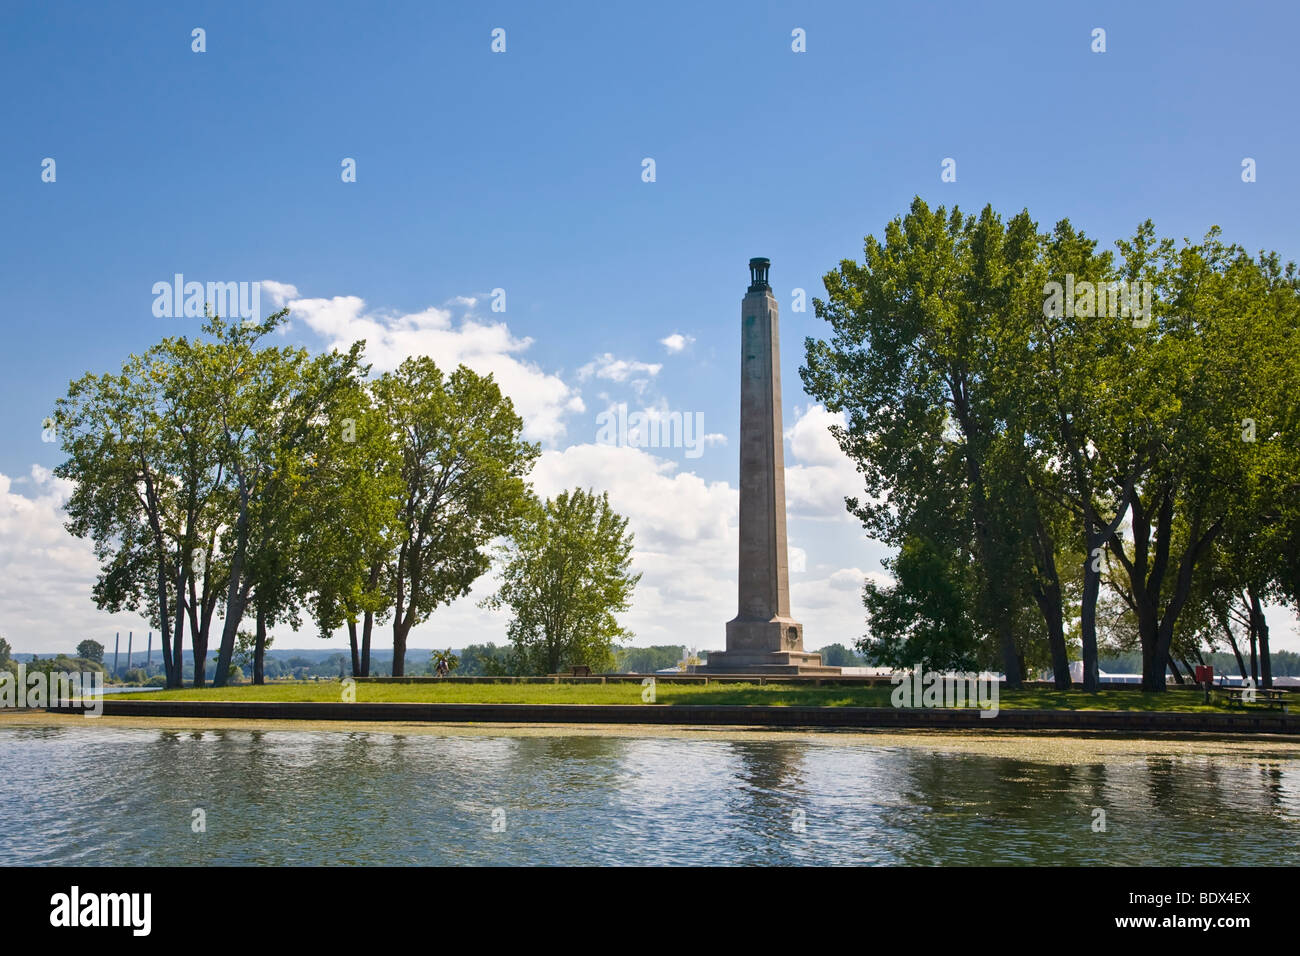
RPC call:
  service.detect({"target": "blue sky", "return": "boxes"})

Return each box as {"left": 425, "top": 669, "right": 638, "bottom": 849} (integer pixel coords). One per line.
{"left": 2, "top": 0, "right": 1298, "bottom": 655}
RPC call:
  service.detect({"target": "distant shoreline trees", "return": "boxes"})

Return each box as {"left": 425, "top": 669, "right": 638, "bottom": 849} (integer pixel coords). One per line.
{"left": 802, "top": 199, "right": 1300, "bottom": 692}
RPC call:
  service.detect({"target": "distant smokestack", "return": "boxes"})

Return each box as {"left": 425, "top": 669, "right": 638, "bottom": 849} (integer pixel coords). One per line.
{"left": 113, "top": 633, "right": 120, "bottom": 676}
{"left": 147, "top": 632, "right": 152, "bottom": 668}
{"left": 126, "top": 631, "right": 133, "bottom": 671}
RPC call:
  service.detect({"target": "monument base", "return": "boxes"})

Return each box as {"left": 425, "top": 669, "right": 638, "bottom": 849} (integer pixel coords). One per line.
{"left": 701, "top": 618, "right": 842, "bottom": 675}
{"left": 699, "top": 649, "right": 841, "bottom": 676}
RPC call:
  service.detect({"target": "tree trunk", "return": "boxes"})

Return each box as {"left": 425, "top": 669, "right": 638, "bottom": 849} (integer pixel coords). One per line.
{"left": 214, "top": 480, "right": 251, "bottom": 687}
{"left": 992, "top": 615, "right": 1021, "bottom": 689}
{"left": 1222, "top": 619, "right": 1248, "bottom": 679}
{"left": 1135, "top": 505, "right": 1219, "bottom": 693}
{"left": 187, "top": 538, "right": 220, "bottom": 687}
{"left": 157, "top": 562, "right": 176, "bottom": 687}
{"left": 547, "top": 630, "right": 562, "bottom": 676}
{"left": 253, "top": 606, "right": 267, "bottom": 685}
{"left": 214, "top": 586, "right": 248, "bottom": 688}
{"left": 1134, "top": 598, "right": 1163, "bottom": 691}
{"left": 1079, "top": 549, "right": 1102, "bottom": 692}
{"left": 1080, "top": 503, "right": 1128, "bottom": 693}
{"left": 1167, "top": 655, "right": 1185, "bottom": 685}
{"left": 1033, "top": 582, "right": 1069, "bottom": 689}
{"left": 186, "top": 579, "right": 201, "bottom": 685}
{"left": 192, "top": 631, "right": 208, "bottom": 688}
{"left": 361, "top": 611, "right": 373, "bottom": 677}
{"left": 1021, "top": 494, "right": 1070, "bottom": 689}
{"left": 1057, "top": 413, "right": 1132, "bottom": 693}
{"left": 169, "top": 580, "right": 186, "bottom": 688}
{"left": 1027, "top": 516, "right": 1069, "bottom": 689}
{"left": 392, "top": 614, "right": 410, "bottom": 677}
{"left": 347, "top": 621, "right": 361, "bottom": 677}
{"left": 142, "top": 467, "right": 179, "bottom": 687}
{"left": 1249, "top": 618, "right": 1258, "bottom": 684}
{"left": 214, "top": 577, "right": 251, "bottom": 687}
{"left": 359, "top": 559, "right": 381, "bottom": 678}
{"left": 949, "top": 383, "right": 1020, "bottom": 688}
{"left": 1251, "top": 591, "right": 1271, "bottom": 689}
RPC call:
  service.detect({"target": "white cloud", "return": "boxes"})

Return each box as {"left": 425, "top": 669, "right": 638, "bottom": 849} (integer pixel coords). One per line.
{"left": 260, "top": 280, "right": 300, "bottom": 310}
{"left": 659, "top": 333, "right": 695, "bottom": 353}
{"left": 791, "top": 566, "right": 877, "bottom": 647}
{"left": 784, "top": 404, "right": 861, "bottom": 520}
{"left": 285, "top": 292, "right": 584, "bottom": 444}
{"left": 0, "top": 457, "right": 883, "bottom": 655}
{"left": 521, "top": 445, "right": 888, "bottom": 650}
{"left": 21, "top": 431, "right": 1289, "bottom": 658}
{"left": 787, "top": 403, "right": 848, "bottom": 465}
{"left": 578, "top": 353, "right": 663, "bottom": 391}
{"left": 0, "top": 467, "right": 150, "bottom": 653}
{"left": 533, "top": 443, "right": 734, "bottom": 553}
{"left": 832, "top": 567, "right": 879, "bottom": 590}
{"left": 527, "top": 443, "right": 737, "bottom": 645}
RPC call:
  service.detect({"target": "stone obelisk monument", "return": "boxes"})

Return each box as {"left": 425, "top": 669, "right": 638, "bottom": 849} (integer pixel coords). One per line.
{"left": 704, "top": 258, "right": 838, "bottom": 675}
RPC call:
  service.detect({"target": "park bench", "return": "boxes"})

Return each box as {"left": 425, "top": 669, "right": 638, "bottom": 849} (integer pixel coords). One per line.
{"left": 569, "top": 666, "right": 592, "bottom": 677}
{"left": 1223, "top": 687, "right": 1288, "bottom": 710}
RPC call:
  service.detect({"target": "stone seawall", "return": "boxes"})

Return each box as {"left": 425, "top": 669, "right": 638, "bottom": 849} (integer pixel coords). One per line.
{"left": 44, "top": 699, "right": 1300, "bottom": 735}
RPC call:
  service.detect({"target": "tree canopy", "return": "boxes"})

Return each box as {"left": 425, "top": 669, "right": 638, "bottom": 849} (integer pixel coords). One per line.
{"left": 803, "top": 199, "right": 1300, "bottom": 690}
{"left": 54, "top": 315, "right": 557, "bottom": 682}
{"left": 484, "top": 488, "right": 640, "bottom": 675}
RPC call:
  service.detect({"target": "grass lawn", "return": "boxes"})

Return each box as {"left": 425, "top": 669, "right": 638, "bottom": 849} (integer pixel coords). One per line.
{"left": 111, "top": 681, "right": 1279, "bottom": 714}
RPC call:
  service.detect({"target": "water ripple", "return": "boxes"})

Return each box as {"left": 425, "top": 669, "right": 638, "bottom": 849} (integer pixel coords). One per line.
{"left": 2, "top": 726, "right": 1297, "bottom": 866}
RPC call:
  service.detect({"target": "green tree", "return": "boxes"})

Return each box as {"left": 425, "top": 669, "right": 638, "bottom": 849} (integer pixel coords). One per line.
{"left": 55, "top": 313, "right": 250, "bottom": 688}
{"left": 232, "top": 629, "right": 275, "bottom": 678}
{"left": 204, "top": 314, "right": 367, "bottom": 686}
{"left": 56, "top": 344, "right": 216, "bottom": 687}
{"left": 803, "top": 200, "right": 1065, "bottom": 687}
{"left": 1095, "top": 227, "right": 1296, "bottom": 689}
{"left": 861, "top": 534, "right": 981, "bottom": 672}
{"left": 374, "top": 358, "right": 538, "bottom": 676}
{"left": 300, "top": 384, "right": 403, "bottom": 677}
{"left": 458, "top": 642, "right": 516, "bottom": 676}
{"left": 1197, "top": 254, "right": 1300, "bottom": 688}
{"left": 76, "top": 640, "right": 105, "bottom": 664}
{"left": 485, "top": 488, "right": 640, "bottom": 675}
{"left": 427, "top": 648, "right": 460, "bottom": 675}
{"left": 815, "top": 643, "right": 863, "bottom": 668}
{"left": 805, "top": 201, "right": 1300, "bottom": 693}
{"left": 615, "top": 645, "right": 685, "bottom": 674}
{"left": 1021, "top": 221, "right": 1146, "bottom": 690}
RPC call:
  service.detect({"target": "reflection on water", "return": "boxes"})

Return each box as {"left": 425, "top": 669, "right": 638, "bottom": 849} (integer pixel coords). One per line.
{"left": 1, "top": 724, "right": 1296, "bottom": 865}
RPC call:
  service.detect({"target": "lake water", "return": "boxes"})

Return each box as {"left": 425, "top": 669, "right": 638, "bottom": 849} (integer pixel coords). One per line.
{"left": 3, "top": 722, "right": 1298, "bottom": 865}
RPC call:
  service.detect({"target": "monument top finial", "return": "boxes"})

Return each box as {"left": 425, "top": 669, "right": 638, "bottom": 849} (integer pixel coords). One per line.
{"left": 747, "top": 257, "right": 771, "bottom": 294}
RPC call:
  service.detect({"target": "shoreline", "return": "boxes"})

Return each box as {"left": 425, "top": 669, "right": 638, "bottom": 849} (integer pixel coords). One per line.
{"left": 39, "top": 698, "right": 1300, "bottom": 736}
{"left": 7, "top": 710, "right": 1300, "bottom": 764}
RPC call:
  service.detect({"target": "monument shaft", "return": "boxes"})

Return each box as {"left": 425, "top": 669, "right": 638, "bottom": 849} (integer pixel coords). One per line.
{"left": 704, "top": 258, "right": 834, "bottom": 674}
{"left": 736, "top": 269, "right": 792, "bottom": 623}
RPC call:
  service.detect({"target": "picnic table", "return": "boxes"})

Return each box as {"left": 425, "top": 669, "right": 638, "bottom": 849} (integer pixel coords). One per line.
{"left": 1222, "top": 687, "right": 1288, "bottom": 710}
